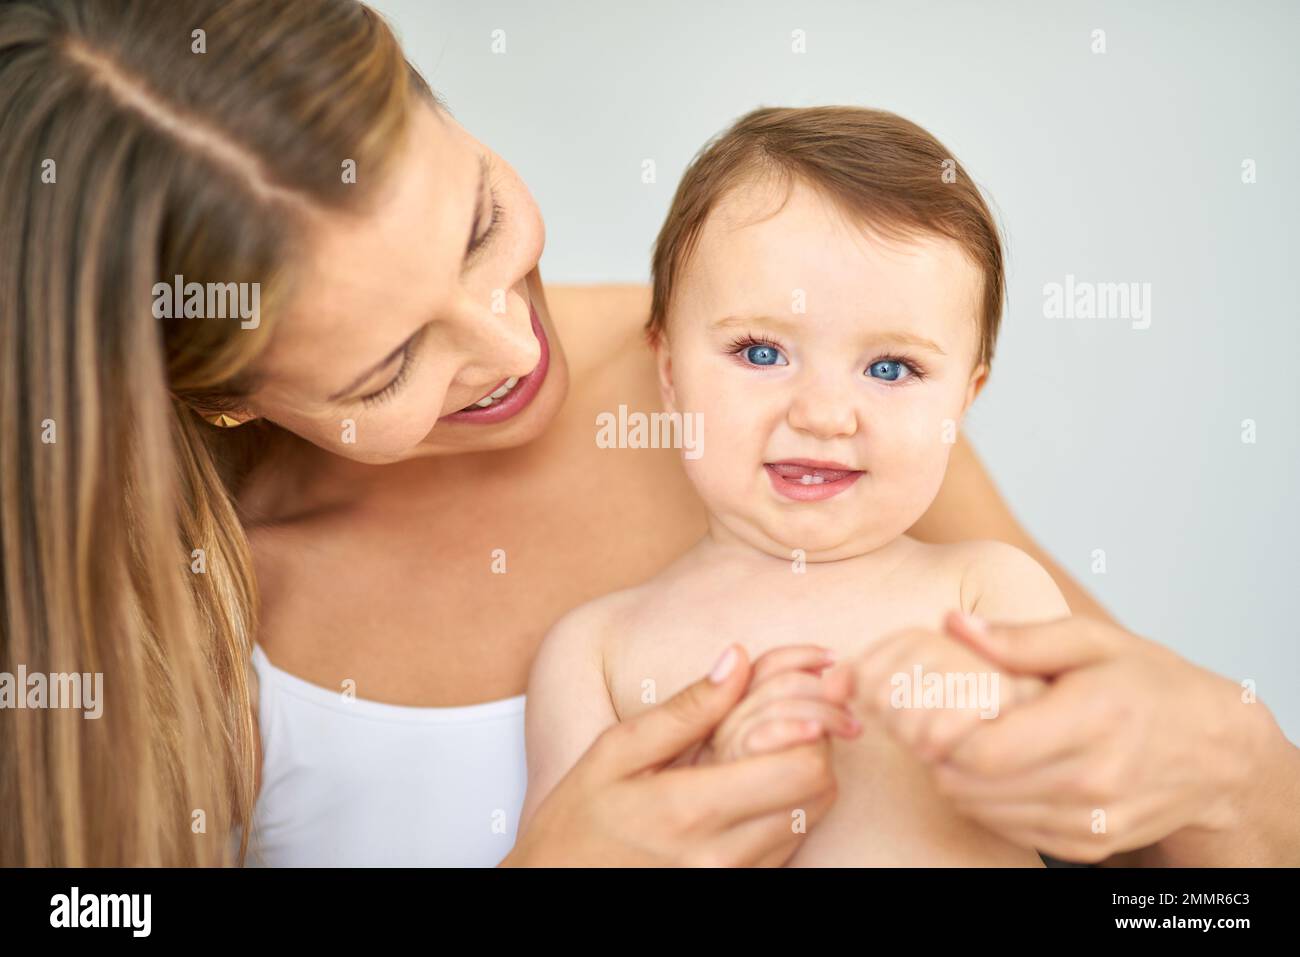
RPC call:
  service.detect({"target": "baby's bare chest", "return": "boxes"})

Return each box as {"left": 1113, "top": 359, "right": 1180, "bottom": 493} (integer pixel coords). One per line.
{"left": 607, "top": 567, "right": 963, "bottom": 720}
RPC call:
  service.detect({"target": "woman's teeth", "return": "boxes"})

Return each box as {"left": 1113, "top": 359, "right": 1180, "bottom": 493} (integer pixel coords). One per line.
{"left": 467, "top": 376, "right": 520, "bottom": 410}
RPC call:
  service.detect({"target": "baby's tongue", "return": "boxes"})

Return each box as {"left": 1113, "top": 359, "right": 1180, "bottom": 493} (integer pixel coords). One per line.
{"left": 768, "top": 463, "right": 855, "bottom": 482}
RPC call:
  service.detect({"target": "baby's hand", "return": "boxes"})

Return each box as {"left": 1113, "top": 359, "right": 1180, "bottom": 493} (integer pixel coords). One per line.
{"left": 696, "top": 645, "right": 862, "bottom": 765}
{"left": 825, "top": 614, "right": 1047, "bottom": 765}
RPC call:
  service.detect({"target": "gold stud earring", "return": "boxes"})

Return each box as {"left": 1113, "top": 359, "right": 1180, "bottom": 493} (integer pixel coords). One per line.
{"left": 206, "top": 413, "right": 245, "bottom": 428}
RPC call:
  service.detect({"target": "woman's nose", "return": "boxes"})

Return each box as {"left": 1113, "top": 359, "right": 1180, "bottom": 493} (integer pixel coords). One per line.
{"left": 786, "top": 377, "right": 860, "bottom": 439}
{"left": 446, "top": 289, "right": 540, "bottom": 384}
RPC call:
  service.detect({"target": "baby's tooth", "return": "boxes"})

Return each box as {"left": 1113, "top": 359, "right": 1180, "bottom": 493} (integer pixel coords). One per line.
{"left": 800, "top": 474, "right": 814, "bottom": 485}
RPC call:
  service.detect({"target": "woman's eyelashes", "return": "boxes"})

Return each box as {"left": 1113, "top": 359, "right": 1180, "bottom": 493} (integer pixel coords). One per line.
{"left": 726, "top": 334, "right": 926, "bottom": 382}
{"left": 466, "top": 197, "right": 504, "bottom": 259}
{"left": 360, "top": 327, "right": 427, "bottom": 407}
{"left": 466, "top": 155, "right": 505, "bottom": 261}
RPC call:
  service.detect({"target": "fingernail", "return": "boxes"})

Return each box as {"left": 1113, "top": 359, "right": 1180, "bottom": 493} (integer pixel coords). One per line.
{"left": 822, "top": 648, "right": 836, "bottom": 664}
{"left": 708, "top": 646, "right": 739, "bottom": 683}
{"left": 960, "top": 613, "right": 989, "bottom": 637}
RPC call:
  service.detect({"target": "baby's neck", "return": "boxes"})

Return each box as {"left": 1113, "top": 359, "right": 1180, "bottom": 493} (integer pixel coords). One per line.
{"left": 693, "top": 520, "right": 915, "bottom": 575}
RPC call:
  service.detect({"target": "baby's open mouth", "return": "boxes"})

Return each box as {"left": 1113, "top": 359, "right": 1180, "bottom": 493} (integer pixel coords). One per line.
{"left": 765, "top": 459, "right": 865, "bottom": 501}
{"left": 766, "top": 461, "right": 861, "bottom": 485}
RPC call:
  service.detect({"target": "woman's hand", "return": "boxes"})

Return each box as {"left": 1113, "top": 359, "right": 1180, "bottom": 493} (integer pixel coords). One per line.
{"left": 848, "top": 611, "right": 1299, "bottom": 865}
{"left": 503, "top": 646, "right": 840, "bottom": 867}
{"left": 695, "top": 645, "right": 860, "bottom": 765}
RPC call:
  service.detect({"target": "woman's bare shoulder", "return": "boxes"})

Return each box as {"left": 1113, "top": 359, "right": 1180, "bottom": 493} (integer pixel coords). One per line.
{"left": 544, "top": 283, "right": 650, "bottom": 367}
{"left": 544, "top": 282, "right": 650, "bottom": 321}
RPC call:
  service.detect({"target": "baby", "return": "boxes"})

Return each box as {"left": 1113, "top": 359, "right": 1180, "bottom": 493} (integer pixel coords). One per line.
{"left": 522, "top": 106, "right": 1070, "bottom": 866}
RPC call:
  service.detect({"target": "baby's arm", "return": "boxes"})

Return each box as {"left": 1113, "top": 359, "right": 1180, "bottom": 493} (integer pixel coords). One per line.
{"left": 519, "top": 602, "right": 619, "bottom": 831}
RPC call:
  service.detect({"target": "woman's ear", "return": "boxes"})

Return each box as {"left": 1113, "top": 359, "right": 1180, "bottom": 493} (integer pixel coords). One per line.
{"left": 653, "top": 335, "right": 678, "bottom": 413}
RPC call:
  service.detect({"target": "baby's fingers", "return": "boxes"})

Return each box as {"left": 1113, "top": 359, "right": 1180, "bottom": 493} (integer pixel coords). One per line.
{"left": 743, "top": 718, "right": 827, "bottom": 756}
{"left": 741, "top": 698, "right": 861, "bottom": 752}
{"left": 749, "top": 645, "right": 836, "bottom": 686}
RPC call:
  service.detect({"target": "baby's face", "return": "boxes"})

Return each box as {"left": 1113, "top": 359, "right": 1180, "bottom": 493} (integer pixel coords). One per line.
{"left": 659, "top": 176, "right": 988, "bottom": 561}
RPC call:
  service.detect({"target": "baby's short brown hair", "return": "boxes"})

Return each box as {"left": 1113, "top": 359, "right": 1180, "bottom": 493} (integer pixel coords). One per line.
{"left": 648, "top": 106, "right": 1005, "bottom": 370}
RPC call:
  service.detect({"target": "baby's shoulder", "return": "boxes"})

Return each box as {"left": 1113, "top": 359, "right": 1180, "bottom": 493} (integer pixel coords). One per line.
{"left": 537, "top": 581, "right": 660, "bottom": 665}
{"left": 937, "top": 538, "right": 1068, "bottom": 621}
{"left": 894, "top": 537, "right": 1058, "bottom": 613}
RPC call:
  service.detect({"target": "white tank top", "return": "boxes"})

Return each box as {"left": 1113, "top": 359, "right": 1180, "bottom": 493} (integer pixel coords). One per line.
{"left": 245, "top": 644, "right": 527, "bottom": 867}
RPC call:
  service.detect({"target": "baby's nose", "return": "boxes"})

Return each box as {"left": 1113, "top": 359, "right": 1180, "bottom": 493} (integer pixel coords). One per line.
{"left": 786, "top": 385, "right": 859, "bottom": 439}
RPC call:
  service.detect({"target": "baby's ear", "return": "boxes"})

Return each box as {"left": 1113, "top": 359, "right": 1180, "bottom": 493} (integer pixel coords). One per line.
{"left": 653, "top": 335, "right": 678, "bottom": 413}
{"left": 961, "top": 362, "right": 989, "bottom": 414}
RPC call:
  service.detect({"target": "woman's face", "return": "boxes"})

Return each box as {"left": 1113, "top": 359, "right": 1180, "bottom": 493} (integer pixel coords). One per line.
{"left": 244, "top": 101, "right": 568, "bottom": 463}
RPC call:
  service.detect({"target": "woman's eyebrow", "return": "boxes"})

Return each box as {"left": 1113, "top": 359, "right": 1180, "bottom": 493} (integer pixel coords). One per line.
{"left": 328, "top": 332, "right": 416, "bottom": 402}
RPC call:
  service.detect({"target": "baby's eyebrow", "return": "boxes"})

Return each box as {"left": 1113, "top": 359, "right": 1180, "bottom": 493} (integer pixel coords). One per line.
{"left": 869, "top": 331, "right": 947, "bottom": 356}
{"left": 714, "top": 313, "right": 800, "bottom": 334}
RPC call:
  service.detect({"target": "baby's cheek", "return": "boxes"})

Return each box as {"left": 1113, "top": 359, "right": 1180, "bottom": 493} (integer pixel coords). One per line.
{"left": 875, "top": 428, "right": 952, "bottom": 514}
{"left": 681, "top": 447, "right": 745, "bottom": 517}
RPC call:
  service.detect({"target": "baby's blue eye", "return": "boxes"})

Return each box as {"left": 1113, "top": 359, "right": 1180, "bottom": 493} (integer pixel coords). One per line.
{"left": 867, "top": 359, "right": 910, "bottom": 381}
{"left": 744, "top": 344, "right": 786, "bottom": 366}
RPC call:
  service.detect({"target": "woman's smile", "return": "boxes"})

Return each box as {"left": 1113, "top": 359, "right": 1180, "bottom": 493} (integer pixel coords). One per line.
{"left": 440, "top": 299, "right": 551, "bottom": 426}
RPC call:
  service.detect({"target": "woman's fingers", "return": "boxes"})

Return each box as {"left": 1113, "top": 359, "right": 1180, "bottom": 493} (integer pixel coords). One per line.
{"left": 707, "top": 795, "right": 835, "bottom": 867}
{"left": 591, "top": 644, "right": 752, "bottom": 777}
{"left": 934, "top": 750, "right": 1088, "bottom": 805}
{"left": 674, "top": 740, "right": 838, "bottom": 828}
{"left": 943, "top": 611, "right": 1116, "bottom": 677}
{"left": 957, "top": 796, "right": 1168, "bottom": 864}
{"left": 944, "top": 678, "right": 1103, "bottom": 778}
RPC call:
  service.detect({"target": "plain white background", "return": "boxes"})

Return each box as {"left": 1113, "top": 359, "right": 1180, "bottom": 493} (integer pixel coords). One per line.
{"left": 371, "top": 0, "right": 1300, "bottom": 739}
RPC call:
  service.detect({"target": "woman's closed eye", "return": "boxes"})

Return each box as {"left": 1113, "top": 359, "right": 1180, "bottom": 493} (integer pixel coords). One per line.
{"left": 357, "top": 156, "right": 506, "bottom": 409}
{"left": 359, "top": 326, "right": 427, "bottom": 407}
{"left": 466, "top": 154, "right": 505, "bottom": 262}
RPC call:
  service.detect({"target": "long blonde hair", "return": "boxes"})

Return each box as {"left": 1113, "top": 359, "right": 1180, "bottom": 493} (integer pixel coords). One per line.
{"left": 0, "top": 0, "right": 424, "bottom": 865}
